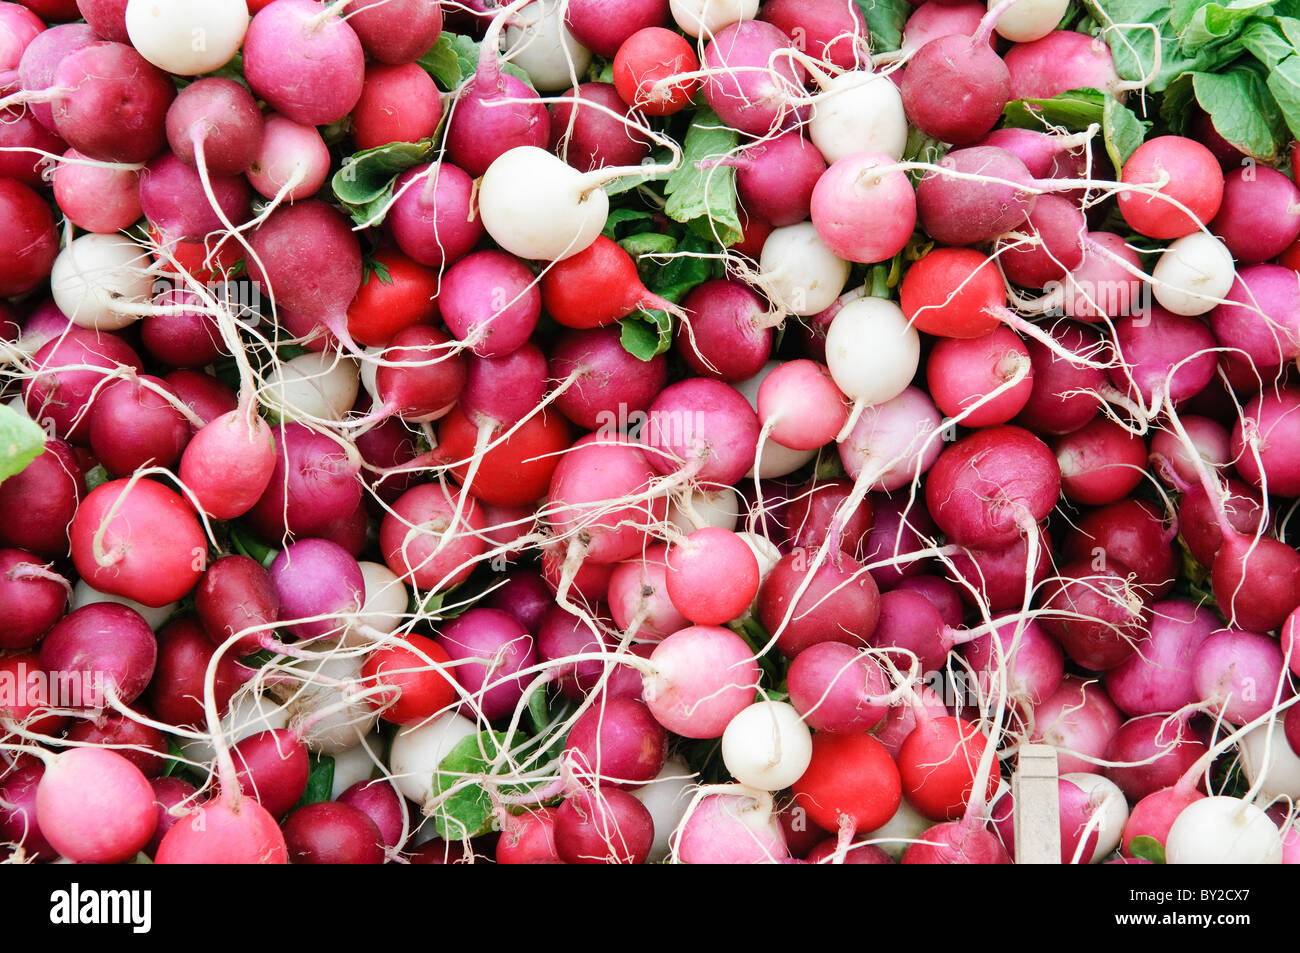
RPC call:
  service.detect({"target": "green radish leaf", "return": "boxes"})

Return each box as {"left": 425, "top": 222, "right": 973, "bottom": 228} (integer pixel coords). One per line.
{"left": 1174, "top": 0, "right": 1273, "bottom": 49}
{"left": 1128, "top": 835, "right": 1167, "bottom": 864}
{"left": 418, "top": 31, "right": 480, "bottom": 88}
{"left": 663, "top": 109, "right": 743, "bottom": 246}
{"left": 296, "top": 755, "right": 336, "bottom": 808}
{"left": 601, "top": 208, "right": 657, "bottom": 238}
{"left": 853, "top": 0, "right": 912, "bottom": 53}
{"left": 648, "top": 232, "right": 713, "bottom": 303}
{"left": 0, "top": 405, "right": 45, "bottom": 483}
{"left": 1167, "top": 67, "right": 1288, "bottom": 160}
{"left": 1083, "top": 0, "right": 1231, "bottom": 91}
{"left": 618, "top": 231, "right": 677, "bottom": 259}
{"left": 619, "top": 310, "right": 673, "bottom": 361}
{"left": 1002, "top": 87, "right": 1106, "bottom": 130}
{"left": 431, "top": 730, "right": 512, "bottom": 841}
{"left": 1102, "top": 93, "right": 1150, "bottom": 168}
{"left": 333, "top": 138, "right": 438, "bottom": 227}
{"left": 1266, "top": 54, "right": 1300, "bottom": 138}
{"left": 83, "top": 463, "right": 110, "bottom": 492}
{"left": 229, "top": 525, "right": 279, "bottom": 569}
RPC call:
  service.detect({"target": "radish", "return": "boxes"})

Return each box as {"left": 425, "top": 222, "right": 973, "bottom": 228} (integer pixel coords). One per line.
{"left": 1103, "top": 715, "right": 1206, "bottom": 802}
{"left": 436, "top": 607, "right": 536, "bottom": 722}
{"left": 87, "top": 374, "right": 190, "bottom": 476}
{"left": 755, "top": 359, "right": 846, "bottom": 451}
{"left": 675, "top": 279, "right": 771, "bottom": 382}
{"left": 1031, "top": 676, "right": 1122, "bottom": 774}
{"left": 50, "top": 40, "right": 175, "bottom": 162}
{"left": 51, "top": 148, "right": 142, "bottom": 234}
{"left": 1014, "top": 321, "right": 1107, "bottom": 434}
{"left": 387, "top": 711, "right": 477, "bottom": 807}
{"left": 644, "top": 377, "right": 761, "bottom": 485}
{"left": 806, "top": 68, "right": 908, "bottom": 164}
{"left": 675, "top": 791, "right": 789, "bottom": 863}
{"left": 1192, "top": 629, "right": 1285, "bottom": 726}
{"left": 791, "top": 732, "right": 901, "bottom": 834}
{"left": 902, "top": 0, "right": 988, "bottom": 54}
{"left": 711, "top": 132, "right": 826, "bottom": 229}
{"left": 642, "top": 624, "right": 761, "bottom": 738}
{"left": 50, "top": 234, "right": 153, "bottom": 331}
{"left": 732, "top": 363, "right": 820, "bottom": 478}
{"left": 283, "top": 801, "right": 384, "bottom": 863}
{"left": 1054, "top": 417, "right": 1147, "bottom": 506}
{"left": 1232, "top": 387, "right": 1300, "bottom": 498}
{"left": 915, "top": 146, "right": 1035, "bottom": 246}
{"left": 897, "top": 716, "right": 998, "bottom": 821}
{"left": 1210, "top": 265, "right": 1300, "bottom": 376}
{"left": 666, "top": 527, "right": 759, "bottom": 625}
{"left": 608, "top": 546, "right": 691, "bottom": 641}
{"left": 947, "top": 523, "right": 1051, "bottom": 611}
{"left": 0, "top": 180, "right": 55, "bottom": 298}
{"left": 998, "top": 194, "right": 1086, "bottom": 289}
{"left": 823, "top": 297, "right": 920, "bottom": 409}
{"left": 230, "top": 728, "right": 309, "bottom": 819}
{"left": 757, "top": 222, "right": 851, "bottom": 317}
{"left": 541, "top": 236, "right": 675, "bottom": 330}
{"left": 992, "top": 0, "right": 1069, "bottom": 42}
{"left": 549, "top": 82, "right": 652, "bottom": 172}
{"left": 155, "top": 795, "right": 288, "bottom": 863}
{"left": 35, "top": 748, "right": 156, "bottom": 863}
{"left": 758, "top": 0, "right": 866, "bottom": 68}
{"left": 263, "top": 351, "right": 361, "bottom": 423}
{"left": 669, "top": 0, "right": 757, "bottom": 36}
{"left": 720, "top": 701, "right": 813, "bottom": 790}
{"left": 1040, "top": 560, "right": 1151, "bottom": 671}
{"left": 381, "top": 483, "right": 486, "bottom": 593}
{"left": 23, "top": 329, "right": 144, "bottom": 444}
{"left": 565, "top": 697, "right": 668, "bottom": 789}
{"left": 612, "top": 25, "right": 696, "bottom": 115}
{"left": 1118, "top": 136, "right": 1224, "bottom": 240}
{"left": 758, "top": 551, "right": 881, "bottom": 658}
{"left": 1004, "top": 30, "right": 1124, "bottom": 100}
{"left": 124, "top": 0, "right": 249, "bottom": 76}
{"left": 16, "top": 21, "right": 96, "bottom": 133}
{"left": 1059, "top": 772, "right": 1129, "bottom": 863}
{"left": 242, "top": 0, "right": 363, "bottom": 127}
{"left": 270, "top": 538, "right": 363, "bottom": 641}
{"left": 1165, "top": 796, "right": 1283, "bottom": 864}
{"left": 244, "top": 422, "right": 361, "bottom": 540}
{"left": 1149, "top": 232, "right": 1236, "bottom": 316}
{"left": 700, "top": 19, "right": 804, "bottom": 137}
{"left": 350, "top": 62, "right": 443, "bottom": 152}
{"left": 0, "top": 549, "right": 69, "bottom": 649}
{"left": 344, "top": 0, "right": 442, "bottom": 66}
{"left": 39, "top": 602, "right": 157, "bottom": 705}
{"left": 195, "top": 554, "right": 280, "bottom": 655}
{"left": 507, "top": 0, "right": 591, "bottom": 93}
{"left": 388, "top": 162, "right": 483, "bottom": 269}
{"left": 810, "top": 150, "right": 915, "bottom": 264}
{"left": 926, "top": 327, "right": 1033, "bottom": 427}
{"left": 555, "top": 786, "right": 654, "bottom": 864}
{"left": 246, "top": 115, "right": 329, "bottom": 201}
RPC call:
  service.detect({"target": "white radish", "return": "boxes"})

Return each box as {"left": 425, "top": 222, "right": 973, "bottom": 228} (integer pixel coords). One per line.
{"left": 824, "top": 297, "right": 921, "bottom": 408}
{"left": 1150, "top": 232, "right": 1236, "bottom": 315}
{"left": 991, "top": 0, "right": 1070, "bottom": 42}
{"left": 1236, "top": 721, "right": 1300, "bottom": 802}
{"left": 181, "top": 687, "right": 289, "bottom": 765}
{"left": 631, "top": 755, "right": 696, "bottom": 862}
{"left": 388, "top": 712, "right": 478, "bottom": 807}
{"left": 668, "top": 486, "right": 741, "bottom": 533}
{"left": 125, "top": 0, "right": 250, "bottom": 76}
{"left": 721, "top": 701, "right": 813, "bottom": 790}
{"left": 264, "top": 351, "right": 360, "bottom": 422}
{"left": 275, "top": 644, "right": 381, "bottom": 755}
{"left": 504, "top": 0, "right": 592, "bottom": 91}
{"left": 669, "top": 0, "right": 759, "bottom": 37}
{"left": 51, "top": 234, "right": 155, "bottom": 332}
{"left": 864, "top": 796, "right": 933, "bottom": 859}
{"left": 1060, "top": 772, "right": 1128, "bottom": 863}
{"left": 71, "top": 580, "right": 177, "bottom": 631}
{"left": 478, "top": 146, "right": 609, "bottom": 261}
{"left": 328, "top": 733, "right": 384, "bottom": 798}
{"left": 808, "top": 69, "right": 909, "bottom": 164}
{"left": 1166, "top": 796, "right": 1284, "bottom": 864}
{"left": 757, "top": 222, "right": 850, "bottom": 317}
{"left": 340, "top": 561, "right": 410, "bottom": 646}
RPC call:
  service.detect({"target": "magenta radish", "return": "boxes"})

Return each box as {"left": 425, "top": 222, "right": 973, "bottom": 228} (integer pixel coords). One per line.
{"left": 860, "top": 495, "right": 937, "bottom": 591}
{"left": 446, "top": 13, "right": 550, "bottom": 178}
{"left": 15, "top": 22, "right": 96, "bottom": 132}
{"left": 49, "top": 40, "right": 175, "bottom": 162}
{"left": 1040, "top": 560, "right": 1151, "bottom": 671}
{"left": 0, "top": 179, "right": 57, "bottom": 299}
{"left": 1109, "top": 306, "right": 1217, "bottom": 408}
{"left": 39, "top": 601, "right": 156, "bottom": 706}
{"left": 245, "top": 422, "right": 361, "bottom": 540}
{"left": 1232, "top": 387, "right": 1300, "bottom": 498}
{"left": 85, "top": 374, "right": 189, "bottom": 476}
{"left": 674, "top": 279, "right": 771, "bottom": 383}
{"left": 758, "top": 551, "right": 881, "bottom": 658}
{"left": 230, "top": 728, "right": 309, "bottom": 819}
{"left": 439, "top": 251, "right": 540, "bottom": 358}
{"left": 51, "top": 148, "right": 141, "bottom": 234}
{"left": 607, "top": 547, "right": 691, "bottom": 641}
{"left": 555, "top": 786, "right": 654, "bottom": 864}
{"left": 1064, "top": 498, "right": 1176, "bottom": 598}
{"left": 246, "top": 115, "right": 331, "bottom": 201}
{"left": 897, "top": 575, "right": 964, "bottom": 627}
{"left": 381, "top": 482, "right": 486, "bottom": 592}
{"left": 1121, "top": 783, "right": 1204, "bottom": 858}
{"left": 549, "top": 82, "right": 651, "bottom": 172}
{"left": 926, "top": 327, "right": 1033, "bottom": 427}
{"left": 665, "top": 528, "right": 759, "bottom": 626}
{"left": 787, "top": 641, "right": 890, "bottom": 732}
{"left": 547, "top": 433, "right": 664, "bottom": 565}
{"left": 1004, "top": 29, "right": 1122, "bottom": 99}
{"left": 344, "top": 0, "right": 443, "bottom": 65}
{"left": 946, "top": 523, "right": 1051, "bottom": 612}
{"left": 179, "top": 408, "right": 276, "bottom": 521}
{"left": 536, "top": 604, "right": 638, "bottom": 700}
{"left": 563, "top": 0, "right": 666, "bottom": 57}
{"left": 784, "top": 479, "right": 874, "bottom": 560}
{"left": 700, "top": 19, "right": 804, "bottom": 137}
{"left": 337, "top": 779, "right": 404, "bottom": 851}
{"left": 810, "top": 150, "right": 916, "bottom": 265}
{"left": 899, "top": 10, "right": 1011, "bottom": 146}
{"left": 961, "top": 616, "right": 1064, "bottom": 708}
{"left": 722, "top": 132, "right": 826, "bottom": 228}
{"left": 165, "top": 77, "right": 264, "bottom": 176}
{"left": 1053, "top": 417, "right": 1146, "bottom": 506}
{"left": 643, "top": 624, "right": 761, "bottom": 738}
{"left": 270, "top": 539, "right": 364, "bottom": 641}
{"left": 675, "top": 791, "right": 789, "bottom": 863}
{"left": 1031, "top": 675, "right": 1122, "bottom": 773}
{"left": 1192, "top": 629, "right": 1285, "bottom": 725}
{"left": 642, "top": 378, "right": 760, "bottom": 486}
{"left": 387, "top": 162, "right": 483, "bottom": 269}
{"left": 758, "top": 0, "right": 865, "bottom": 67}
{"left": 195, "top": 554, "right": 280, "bottom": 655}
{"left": 837, "top": 387, "right": 944, "bottom": 493}
{"left": 565, "top": 697, "right": 668, "bottom": 788}
{"left": 0, "top": 549, "right": 68, "bottom": 649}
{"left": 155, "top": 794, "right": 288, "bottom": 863}
{"left": 1104, "top": 600, "right": 1217, "bottom": 717}
{"left": 1103, "top": 714, "right": 1206, "bottom": 802}
{"left": 901, "top": 820, "right": 1011, "bottom": 864}
{"left": 1210, "top": 265, "right": 1300, "bottom": 376}
{"left": 997, "top": 194, "right": 1087, "bottom": 289}
{"left": 0, "top": 760, "right": 56, "bottom": 859}
{"left": 435, "top": 608, "right": 536, "bottom": 722}
{"left": 283, "top": 801, "right": 384, "bottom": 864}
{"left": 0, "top": 438, "right": 80, "bottom": 560}
{"left": 36, "top": 747, "right": 156, "bottom": 863}
{"left": 1014, "top": 321, "right": 1107, "bottom": 434}
{"left": 754, "top": 360, "right": 846, "bottom": 452}
{"left": 242, "top": 0, "right": 363, "bottom": 127}
{"left": 248, "top": 199, "right": 363, "bottom": 355}
{"left": 1150, "top": 415, "right": 1230, "bottom": 489}
{"left": 916, "top": 146, "right": 1036, "bottom": 246}
{"left": 369, "top": 325, "right": 466, "bottom": 423}
{"left": 1210, "top": 166, "right": 1300, "bottom": 264}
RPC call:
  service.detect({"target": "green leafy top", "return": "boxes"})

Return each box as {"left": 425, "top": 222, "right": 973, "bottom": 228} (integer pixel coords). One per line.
{"left": 0, "top": 406, "right": 45, "bottom": 484}
{"left": 663, "top": 108, "right": 744, "bottom": 247}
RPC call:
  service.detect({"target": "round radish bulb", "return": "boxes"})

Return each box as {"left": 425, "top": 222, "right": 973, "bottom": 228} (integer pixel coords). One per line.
{"left": 165, "top": 77, "right": 264, "bottom": 175}
{"left": 674, "top": 792, "right": 789, "bottom": 864}
{"left": 1102, "top": 715, "right": 1206, "bottom": 802}
{"left": 565, "top": 698, "right": 668, "bottom": 789}
{"left": 52, "top": 148, "right": 142, "bottom": 234}
{"left": 755, "top": 360, "right": 847, "bottom": 450}
{"left": 1238, "top": 720, "right": 1300, "bottom": 801}
{"left": 242, "top": 0, "right": 364, "bottom": 126}
{"left": 915, "top": 146, "right": 1035, "bottom": 246}
{"left": 787, "top": 642, "right": 891, "bottom": 733}
{"left": 125, "top": 0, "right": 248, "bottom": 75}
{"left": 39, "top": 601, "right": 157, "bottom": 706}
{"left": 758, "top": 551, "right": 881, "bottom": 658}
{"left": 496, "top": 807, "right": 561, "bottom": 864}
{"left": 507, "top": 0, "right": 591, "bottom": 92}
{"left": 436, "top": 608, "right": 536, "bottom": 723}
{"left": 1166, "top": 796, "right": 1282, "bottom": 864}
{"left": 51, "top": 41, "right": 175, "bottom": 162}
{"left": 898, "top": 716, "right": 998, "bottom": 821}
{"left": 643, "top": 625, "right": 761, "bottom": 738}
{"left": 721, "top": 701, "right": 813, "bottom": 791}
{"left": 1059, "top": 772, "right": 1129, "bottom": 863}
{"left": 700, "top": 19, "right": 803, "bottom": 136}
{"left": 1232, "top": 388, "right": 1300, "bottom": 497}
{"left": 837, "top": 387, "right": 944, "bottom": 492}
{"left": 926, "top": 327, "right": 1034, "bottom": 426}
{"left": 154, "top": 795, "right": 287, "bottom": 863}
{"left": 546, "top": 434, "right": 663, "bottom": 565}
{"left": 807, "top": 68, "right": 908, "bottom": 163}
{"left": 900, "top": 34, "right": 1011, "bottom": 146}
{"left": 1054, "top": 416, "right": 1147, "bottom": 506}
{"left": 1192, "top": 629, "right": 1285, "bottom": 726}
{"left": 993, "top": 0, "right": 1069, "bottom": 41}
{"left": 50, "top": 234, "right": 152, "bottom": 331}
{"left": 36, "top": 748, "right": 156, "bottom": 863}
{"left": 344, "top": 0, "right": 443, "bottom": 66}
{"left": 555, "top": 787, "right": 654, "bottom": 864}
{"left": 670, "top": 0, "right": 757, "bottom": 35}
{"left": 608, "top": 547, "right": 691, "bottom": 641}
{"left": 1104, "top": 599, "right": 1216, "bottom": 717}
{"left": 666, "top": 528, "right": 759, "bottom": 625}
{"left": 269, "top": 539, "right": 364, "bottom": 641}
{"left": 0, "top": 549, "right": 69, "bottom": 649}
{"left": 381, "top": 483, "right": 486, "bottom": 592}
{"left": 1118, "top": 136, "right": 1224, "bottom": 239}
{"left": 548, "top": 82, "right": 652, "bottom": 173}
{"left": 1040, "top": 560, "right": 1151, "bottom": 671}
{"left": 824, "top": 297, "right": 920, "bottom": 409}
{"left": 731, "top": 363, "right": 819, "bottom": 478}
{"left": 1030, "top": 676, "right": 1122, "bottom": 774}
{"left": 643, "top": 378, "right": 760, "bottom": 486}
{"left": 1150, "top": 232, "right": 1236, "bottom": 316}
{"left": 478, "top": 146, "right": 608, "bottom": 262}
{"left": 758, "top": 222, "right": 851, "bottom": 317}
{"left": 791, "top": 732, "right": 901, "bottom": 834}
{"left": 246, "top": 115, "right": 330, "bottom": 200}
{"left": 282, "top": 801, "right": 384, "bottom": 863}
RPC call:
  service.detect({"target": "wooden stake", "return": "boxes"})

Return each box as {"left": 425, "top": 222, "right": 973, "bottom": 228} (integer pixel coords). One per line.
{"left": 1013, "top": 743, "right": 1060, "bottom": 864}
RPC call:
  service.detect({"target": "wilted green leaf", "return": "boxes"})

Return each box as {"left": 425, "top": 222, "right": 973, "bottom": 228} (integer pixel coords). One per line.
{"left": 619, "top": 310, "right": 673, "bottom": 361}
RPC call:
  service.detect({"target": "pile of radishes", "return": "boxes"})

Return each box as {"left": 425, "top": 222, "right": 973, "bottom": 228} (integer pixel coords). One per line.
{"left": 1, "top": 0, "right": 1299, "bottom": 865}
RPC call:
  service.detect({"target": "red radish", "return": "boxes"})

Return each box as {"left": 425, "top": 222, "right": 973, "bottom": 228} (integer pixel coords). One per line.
{"left": 915, "top": 146, "right": 1035, "bottom": 247}
{"left": 35, "top": 747, "right": 156, "bottom": 863}
{"left": 51, "top": 147, "right": 140, "bottom": 234}
{"left": 165, "top": 77, "right": 263, "bottom": 176}
{"left": 564, "top": 0, "right": 667, "bottom": 57}
{"left": 244, "top": 423, "right": 362, "bottom": 541}
{"left": 1150, "top": 415, "right": 1231, "bottom": 489}
{"left": 900, "top": 10, "right": 1011, "bottom": 146}
{"left": 63, "top": 714, "right": 166, "bottom": 779}
{"left": 758, "top": 0, "right": 866, "bottom": 68}
{"left": 565, "top": 698, "right": 668, "bottom": 789}
{"left": 1232, "top": 388, "right": 1300, "bottom": 498}
{"left": 439, "top": 250, "right": 540, "bottom": 357}
{"left": 0, "top": 178, "right": 57, "bottom": 297}
{"left": 700, "top": 20, "right": 804, "bottom": 137}
{"left": 551, "top": 325, "right": 669, "bottom": 428}
{"left": 179, "top": 409, "right": 276, "bottom": 520}
{"left": 961, "top": 616, "right": 1065, "bottom": 709}
{"left": 607, "top": 546, "right": 691, "bottom": 641}
{"left": 144, "top": 779, "right": 197, "bottom": 857}
{"left": 947, "top": 523, "right": 1052, "bottom": 612}
{"left": 555, "top": 786, "right": 654, "bottom": 864}
{"left": 230, "top": 729, "right": 309, "bottom": 819}
{"left": 362, "top": 634, "right": 456, "bottom": 725}
{"left": 50, "top": 40, "right": 175, "bottom": 162}
{"left": 666, "top": 528, "right": 760, "bottom": 625}
{"left": 496, "top": 807, "right": 561, "bottom": 864}
{"left": 0, "top": 653, "right": 70, "bottom": 736}
{"left": 758, "top": 551, "right": 881, "bottom": 658}
{"left": 39, "top": 601, "right": 156, "bottom": 706}
{"left": 0, "top": 760, "right": 56, "bottom": 859}
{"left": 388, "top": 162, "right": 484, "bottom": 270}
{"left": 548, "top": 82, "right": 652, "bottom": 173}
{"left": 0, "top": 549, "right": 69, "bottom": 649}
{"left": 1064, "top": 498, "right": 1177, "bottom": 598}
{"left": 1121, "top": 783, "right": 1203, "bottom": 858}
{"left": 246, "top": 114, "right": 330, "bottom": 200}
{"left": 790, "top": 732, "right": 901, "bottom": 834}
{"left": 85, "top": 374, "right": 189, "bottom": 477}
{"left": 643, "top": 624, "right": 760, "bottom": 738}
{"left": 998, "top": 194, "right": 1087, "bottom": 289}
{"left": 146, "top": 617, "right": 249, "bottom": 728}
{"left": 337, "top": 780, "right": 404, "bottom": 852}
{"left": 612, "top": 26, "right": 698, "bottom": 115}
{"left": 283, "top": 801, "right": 384, "bottom": 864}
{"left": 1105, "top": 599, "right": 1216, "bottom": 717}
{"left": 784, "top": 479, "right": 874, "bottom": 560}
{"left": 436, "top": 404, "right": 571, "bottom": 508}
{"left": 1040, "top": 560, "right": 1151, "bottom": 671}
{"left": 69, "top": 477, "right": 206, "bottom": 608}
{"left": 898, "top": 716, "right": 999, "bottom": 821}
{"left": 927, "top": 327, "right": 1034, "bottom": 426}
{"left": 381, "top": 483, "right": 486, "bottom": 592}
{"left": 0, "top": 438, "right": 81, "bottom": 559}
{"left": 344, "top": 0, "right": 443, "bottom": 65}
{"left": 155, "top": 795, "right": 288, "bottom": 863}
{"left": 811, "top": 150, "right": 915, "bottom": 263}
{"left": 350, "top": 62, "right": 442, "bottom": 151}
{"left": 1004, "top": 30, "right": 1122, "bottom": 100}
{"left": 195, "top": 554, "right": 280, "bottom": 655}
{"left": 1014, "top": 321, "right": 1108, "bottom": 434}
{"left": 542, "top": 236, "right": 676, "bottom": 330}
{"left": 787, "top": 642, "right": 891, "bottom": 733}
{"left": 1103, "top": 715, "right": 1206, "bottom": 802}
{"left": 371, "top": 325, "right": 467, "bottom": 422}
{"left": 901, "top": 820, "right": 1011, "bottom": 864}
{"left": 1117, "top": 136, "right": 1224, "bottom": 239}
{"left": 436, "top": 608, "right": 536, "bottom": 722}
{"left": 901, "top": 246, "right": 1005, "bottom": 339}
{"left": 1053, "top": 417, "right": 1146, "bottom": 506}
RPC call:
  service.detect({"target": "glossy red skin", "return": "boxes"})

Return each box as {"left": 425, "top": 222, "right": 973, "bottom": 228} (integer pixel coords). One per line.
{"left": 282, "top": 802, "right": 385, "bottom": 864}
{"left": 180, "top": 409, "right": 277, "bottom": 521}
{"left": 758, "top": 552, "right": 881, "bottom": 658}
{"left": 345, "top": 248, "right": 440, "bottom": 347}
{"left": 436, "top": 405, "right": 572, "bottom": 508}
{"left": 542, "top": 236, "right": 663, "bottom": 330}
{"left": 554, "top": 787, "right": 654, "bottom": 864}
{"left": 496, "top": 807, "right": 561, "bottom": 864}
{"left": 1177, "top": 479, "right": 1265, "bottom": 567}
{"left": 387, "top": 162, "right": 483, "bottom": 271}
{"left": 1054, "top": 416, "right": 1147, "bottom": 506}
{"left": 231, "top": 729, "right": 310, "bottom": 819}
{"left": 376, "top": 325, "right": 467, "bottom": 419}
{"left": 140, "top": 290, "right": 225, "bottom": 368}
{"left": 947, "top": 524, "right": 1052, "bottom": 612}
{"left": 1065, "top": 498, "right": 1177, "bottom": 598}
{"left": 1105, "top": 599, "right": 1217, "bottom": 717}
{"left": 898, "top": 716, "right": 998, "bottom": 821}
{"left": 70, "top": 479, "right": 206, "bottom": 608}
{"left": 0, "top": 107, "right": 66, "bottom": 186}
{"left": 900, "top": 246, "right": 1004, "bottom": 338}
{"left": 0, "top": 654, "right": 69, "bottom": 737}
{"left": 549, "top": 326, "right": 669, "bottom": 430}
{"left": 673, "top": 279, "right": 772, "bottom": 382}
{"left": 155, "top": 796, "right": 288, "bottom": 864}
{"left": 666, "top": 528, "right": 759, "bottom": 625}
{"left": 1040, "top": 560, "right": 1152, "bottom": 671}
{"left": 564, "top": 698, "right": 667, "bottom": 789}
{"left": 146, "top": 618, "right": 249, "bottom": 728}
{"left": 64, "top": 714, "right": 167, "bottom": 778}
{"left": 926, "top": 327, "right": 1034, "bottom": 427}
{"left": 791, "top": 733, "right": 902, "bottom": 834}
{"left": 244, "top": 422, "right": 363, "bottom": 541}
{"left": 51, "top": 41, "right": 175, "bottom": 162}
{"left": 900, "top": 36, "right": 1010, "bottom": 146}
{"left": 758, "top": 0, "right": 866, "bottom": 68}
{"left": 548, "top": 82, "right": 652, "bottom": 172}
{"left": 350, "top": 62, "right": 442, "bottom": 151}
{"left": 784, "top": 479, "right": 874, "bottom": 559}
{"left": 787, "top": 641, "right": 890, "bottom": 733}
{"left": 87, "top": 374, "right": 190, "bottom": 476}
{"left": 1120, "top": 785, "right": 1203, "bottom": 858}
{"left": 1211, "top": 533, "right": 1300, "bottom": 633}
{"left": 338, "top": 780, "right": 405, "bottom": 851}
{"left": 361, "top": 634, "right": 457, "bottom": 725}
{"left": 925, "top": 426, "right": 1060, "bottom": 549}
{"left": 164, "top": 369, "right": 239, "bottom": 433}
{"left": 380, "top": 482, "right": 486, "bottom": 591}
{"left": 354, "top": 414, "right": 421, "bottom": 507}
{"left": 344, "top": 0, "right": 443, "bottom": 65}
{"left": 40, "top": 602, "right": 157, "bottom": 706}
{"left": 165, "top": 77, "right": 264, "bottom": 175}
{"left": 901, "top": 821, "right": 1011, "bottom": 864}
{"left": 1014, "top": 322, "right": 1108, "bottom": 436}
{"left": 23, "top": 327, "right": 144, "bottom": 444}
{"left": 1030, "top": 676, "right": 1122, "bottom": 774}
{"left": 1103, "top": 715, "right": 1206, "bottom": 802}
{"left": 1118, "top": 136, "right": 1224, "bottom": 239}
{"left": 0, "top": 548, "right": 68, "bottom": 648}
{"left": 612, "top": 26, "right": 698, "bottom": 115}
